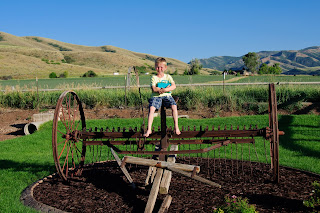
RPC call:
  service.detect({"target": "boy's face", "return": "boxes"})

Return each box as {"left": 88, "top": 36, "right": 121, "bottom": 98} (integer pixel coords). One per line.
{"left": 155, "top": 62, "right": 167, "bottom": 74}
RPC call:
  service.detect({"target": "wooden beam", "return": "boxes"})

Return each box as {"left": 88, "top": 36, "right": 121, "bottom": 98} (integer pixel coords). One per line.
{"left": 144, "top": 168, "right": 163, "bottom": 213}
{"left": 158, "top": 195, "right": 172, "bottom": 213}
{"left": 167, "top": 166, "right": 221, "bottom": 188}
{"left": 159, "top": 145, "right": 178, "bottom": 194}
{"left": 110, "top": 148, "right": 135, "bottom": 188}
{"left": 123, "top": 156, "right": 200, "bottom": 173}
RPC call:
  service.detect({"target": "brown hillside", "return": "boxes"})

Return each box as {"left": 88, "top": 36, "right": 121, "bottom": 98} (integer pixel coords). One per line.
{"left": 0, "top": 32, "right": 190, "bottom": 79}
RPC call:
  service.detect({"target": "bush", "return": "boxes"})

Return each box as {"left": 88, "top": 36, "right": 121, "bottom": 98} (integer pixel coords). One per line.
{"left": 304, "top": 181, "right": 320, "bottom": 211}
{"left": 49, "top": 72, "right": 57, "bottom": 78}
{"left": 0, "top": 76, "right": 13, "bottom": 80}
{"left": 83, "top": 70, "right": 97, "bottom": 77}
{"left": 64, "top": 56, "right": 75, "bottom": 63}
{"left": 214, "top": 195, "right": 257, "bottom": 213}
{"left": 59, "top": 71, "right": 69, "bottom": 78}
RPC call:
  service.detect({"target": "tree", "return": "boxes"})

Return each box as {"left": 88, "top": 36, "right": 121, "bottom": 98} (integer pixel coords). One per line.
{"left": 242, "top": 52, "right": 260, "bottom": 74}
{"left": 185, "top": 58, "right": 202, "bottom": 75}
{"left": 83, "top": 70, "right": 97, "bottom": 77}
{"left": 49, "top": 72, "right": 57, "bottom": 78}
{"left": 258, "top": 63, "right": 269, "bottom": 74}
{"left": 258, "top": 63, "right": 282, "bottom": 75}
{"left": 269, "top": 63, "right": 282, "bottom": 75}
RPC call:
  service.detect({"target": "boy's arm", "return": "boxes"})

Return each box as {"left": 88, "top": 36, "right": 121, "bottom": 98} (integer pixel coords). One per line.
{"left": 151, "top": 85, "right": 161, "bottom": 93}
{"left": 160, "top": 81, "right": 176, "bottom": 93}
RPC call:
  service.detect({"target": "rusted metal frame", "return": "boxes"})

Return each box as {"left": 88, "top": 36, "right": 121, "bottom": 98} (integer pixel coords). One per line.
{"left": 82, "top": 138, "right": 256, "bottom": 146}
{"left": 78, "top": 128, "right": 269, "bottom": 140}
{"left": 110, "top": 140, "right": 233, "bottom": 155}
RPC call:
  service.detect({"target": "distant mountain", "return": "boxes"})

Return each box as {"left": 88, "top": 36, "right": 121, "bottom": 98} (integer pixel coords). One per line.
{"left": 199, "top": 46, "right": 320, "bottom": 75}
{"left": 0, "top": 32, "right": 194, "bottom": 79}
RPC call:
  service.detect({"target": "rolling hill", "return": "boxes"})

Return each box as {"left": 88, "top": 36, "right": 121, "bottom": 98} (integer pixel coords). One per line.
{"left": 0, "top": 32, "right": 198, "bottom": 79}
{"left": 199, "top": 46, "right": 320, "bottom": 75}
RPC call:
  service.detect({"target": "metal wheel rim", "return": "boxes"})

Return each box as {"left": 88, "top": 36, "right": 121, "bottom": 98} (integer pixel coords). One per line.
{"left": 52, "top": 91, "right": 86, "bottom": 181}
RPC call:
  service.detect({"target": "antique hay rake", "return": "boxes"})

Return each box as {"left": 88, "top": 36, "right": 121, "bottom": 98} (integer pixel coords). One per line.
{"left": 52, "top": 83, "right": 284, "bottom": 188}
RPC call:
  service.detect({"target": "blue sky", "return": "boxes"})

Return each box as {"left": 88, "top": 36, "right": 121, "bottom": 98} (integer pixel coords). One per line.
{"left": 1, "top": 0, "right": 319, "bottom": 62}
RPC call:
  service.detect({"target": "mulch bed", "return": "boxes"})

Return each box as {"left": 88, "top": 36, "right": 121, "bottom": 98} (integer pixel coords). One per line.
{"left": 32, "top": 158, "right": 319, "bottom": 212}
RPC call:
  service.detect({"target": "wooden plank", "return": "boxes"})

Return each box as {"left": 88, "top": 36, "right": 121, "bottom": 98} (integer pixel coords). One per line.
{"left": 158, "top": 195, "right": 172, "bottom": 213}
{"left": 123, "top": 156, "right": 200, "bottom": 173}
{"left": 144, "top": 168, "right": 164, "bottom": 213}
{"left": 159, "top": 170, "right": 171, "bottom": 194}
{"left": 145, "top": 166, "right": 154, "bottom": 186}
{"left": 110, "top": 148, "right": 134, "bottom": 187}
{"left": 159, "top": 145, "right": 178, "bottom": 194}
{"left": 167, "top": 166, "right": 221, "bottom": 188}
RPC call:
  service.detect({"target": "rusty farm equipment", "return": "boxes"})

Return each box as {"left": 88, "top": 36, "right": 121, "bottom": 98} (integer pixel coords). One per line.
{"left": 52, "top": 83, "right": 284, "bottom": 212}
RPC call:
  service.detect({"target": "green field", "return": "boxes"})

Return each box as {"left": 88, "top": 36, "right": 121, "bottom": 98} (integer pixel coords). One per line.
{"left": 0, "top": 115, "right": 319, "bottom": 212}
{"left": 1, "top": 75, "right": 320, "bottom": 91}
{"left": 0, "top": 75, "right": 236, "bottom": 90}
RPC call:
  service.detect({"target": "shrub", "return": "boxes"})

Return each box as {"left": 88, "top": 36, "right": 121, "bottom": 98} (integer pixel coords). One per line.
{"left": 64, "top": 56, "right": 75, "bottom": 63}
{"left": 0, "top": 35, "right": 4, "bottom": 41}
{"left": 101, "top": 46, "right": 116, "bottom": 53}
{"left": 83, "top": 70, "right": 97, "bottom": 77}
{"left": 214, "top": 195, "right": 258, "bottom": 213}
{"left": 0, "top": 75, "right": 13, "bottom": 80}
{"left": 304, "top": 181, "right": 320, "bottom": 211}
{"left": 49, "top": 72, "right": 57, "bottom": 78}
{"left": 32, "top": 37, "right": 42, "bottom": 42}
{"left": 48, "top": 43, "right": 72, "bottom": 51}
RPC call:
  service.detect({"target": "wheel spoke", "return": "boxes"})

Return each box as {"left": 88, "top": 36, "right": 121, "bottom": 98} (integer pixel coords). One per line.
{"left": 58, "top": 140, "right": 68, "bottom": 159}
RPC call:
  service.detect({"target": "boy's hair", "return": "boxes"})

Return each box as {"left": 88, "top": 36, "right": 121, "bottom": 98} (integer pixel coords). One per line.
{"left": 155, "top": 57, "right": 167, "bottom": 66}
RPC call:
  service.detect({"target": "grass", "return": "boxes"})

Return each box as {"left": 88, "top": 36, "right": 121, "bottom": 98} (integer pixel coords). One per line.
{"left": 0, "top": 75, "right": 235, "bottom": 90}
{"left": 0, "top": 114, "right": 320, "bottom": 212}
{"left": 2, "top": 75, "right": 320, "bottom": 91}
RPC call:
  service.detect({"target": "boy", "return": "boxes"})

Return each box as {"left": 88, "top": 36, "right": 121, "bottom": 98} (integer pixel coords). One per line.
{"left": 144, "top": 57, "right": 181, "bottom": 137}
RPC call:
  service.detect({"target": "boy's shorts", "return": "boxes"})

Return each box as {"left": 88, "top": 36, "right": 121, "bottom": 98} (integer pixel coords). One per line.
{"left": 149, "top": 96, "right": 177, "bottom": 110}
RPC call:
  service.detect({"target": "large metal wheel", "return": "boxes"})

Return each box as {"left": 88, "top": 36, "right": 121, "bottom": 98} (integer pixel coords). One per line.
{"left": 268, "top": 83, "right": 279, "bottom": 183}
{"left": 52, "top": 91, "right": 86, "bottom": 181}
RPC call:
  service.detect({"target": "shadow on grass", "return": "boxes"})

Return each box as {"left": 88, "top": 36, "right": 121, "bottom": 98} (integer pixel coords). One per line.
{"left": 0, "top": 159, "right": 56, "bottom": 175}
{"left": 278, "top": 115, "right": 320, "bottom": 159}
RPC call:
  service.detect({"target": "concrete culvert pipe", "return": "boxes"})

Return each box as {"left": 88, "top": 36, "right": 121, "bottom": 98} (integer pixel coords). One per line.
{"left": 24, "top": 121, "right": 45, "bottom": 135}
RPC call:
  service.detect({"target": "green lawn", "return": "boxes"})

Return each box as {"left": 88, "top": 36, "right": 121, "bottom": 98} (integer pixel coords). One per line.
{"left": 0, "top": 114, "right": 319, "bottom": 212}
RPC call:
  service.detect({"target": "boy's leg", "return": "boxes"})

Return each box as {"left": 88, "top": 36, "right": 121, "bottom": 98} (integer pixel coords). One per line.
{"left": 144, "top": 106, "right": 156, "bottom": 137}
{"left": 171, "top": 105, "right": 181, "bottom": 135}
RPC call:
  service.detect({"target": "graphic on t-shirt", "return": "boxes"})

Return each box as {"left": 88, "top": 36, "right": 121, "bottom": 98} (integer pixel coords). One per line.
{"left": 157, "top": 80, "right": 171, "bottom": 89}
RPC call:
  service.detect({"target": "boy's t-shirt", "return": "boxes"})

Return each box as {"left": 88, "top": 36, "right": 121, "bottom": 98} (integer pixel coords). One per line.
{"left": 150, "top": 74, "right": 174, "bottom": 97}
